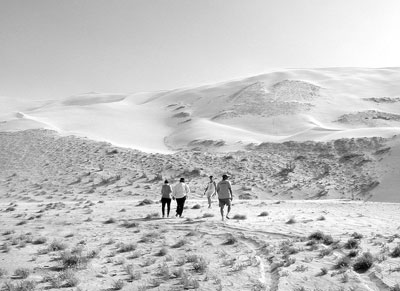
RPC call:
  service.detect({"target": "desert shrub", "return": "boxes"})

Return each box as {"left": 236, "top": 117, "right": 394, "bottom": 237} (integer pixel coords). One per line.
{"left": 145, "top": 212, "right": 160, "bottom": 219}
{"left": 353, "top": 252, "right": 374, "bottom": 273}
{"left": 16, "top": 220, "right": 27, "bottom": 226}
{"left": 186, "top": 230, "right": 197, "bottom": 237}
{"left": 172, "top": 267, "right": 184, "bottom": 278}
{"left": 351, "top": 232, "right": 363, "bottom": 239}
{"left": 117, "top": 243, "right": 137, "bottom": 253}
{"left": 348, "top": 250, "right": 359, "bottom": 258}
{"left": 0, "top": 268, "right": 7, "bottom": 278}
{"left": 334, "top": 256, "right": 351, "bottom": 269}
{"left": 60, "top": 250, "right": 90, "bottom": 269}
{"left": 391, "top": 245, "right": 400, "bottom": 258}
{"left": 172, "top": 239, "right": 187, "bottom": 248}
{"left": 180, "top": 271, "right": 200, "bottom": 289}
{"left": 62, "top": 269, "right": 79, "bottom": 287}
{"left": 157, "top": 262, "right": 171, "bottom": 279}
{"left": 186, "top": 254, "right": 201, "bottom": 263}
{"left": 322, "top": 235, "right": 334, "bottom": 245}
{"left": 2, "top": 280, "right": 36, "bottom": 291}
{"left": 319, "top": 267, "right": 328, "bottom": 276}
{"left": 137, "top": 199, "right": 154, "bottom": 206}
{"left": 286, "top": 216, "right": 296, "bottom": 224}
{"left": 2, "top": 243, "right": 11, "bottom": 253}
{"left": 121, "top": 220, "right": 139, "bottom": 228}
{"left": 191, "top": 204, "right": 201, "bottom": 209}
{"left": 344, "top": 238, "right": 359, "bottom": 249}
{"left": 104, "top": 217, "right": 117, "bottom": 224}
{"left": 86, "top": 248, "right": 100, "bottom": 259}
{"left": 48, "top": 240, "right": 68, "bottom": 252}
{"left": 203, "top": 213, "right": 214, "bottom": 218}
{"left": 222, "top": 235, "right": 238, "bottom": 245}
{"left": 14, "top": 268, "right": 30, "bottom": 279}
{"left": 232, "top": 214, "right": 247, "bottom": 220}
{"left": 111, "top": 279, "right": 125, "bottom": 290}
{"left": 32, "top": 237, "right": 47, "bottom": 245}
{"left": 317, "top": 215, "right": 326, "bottom": 221}
{"left": 319, "top": 248, "right": 332, "bottom": 258}
{"left": 391, "top": 284, "right": 400, "bottom": 291}
{"left": 258, "top": 211, "right": 269, "bottom": 217}
{"left": 156, "top": 247, "right": 168, "bottom": 256}
{"left": 308, "top": 231, "right": 325, "bottom": 241}
{"left": 141, "top": 257, "right": 156, "bottom": 267}
{"left": 43, "top": 273, "right": 63, "bottom": 288}
{"left": 125, "top": 264, "right": 141, "bottom": 281}
{"left": 192, "top": 257, "right": 208, "bottom": 273}
{"left": 175, "top": 256, "right": 186, "bottom": 266}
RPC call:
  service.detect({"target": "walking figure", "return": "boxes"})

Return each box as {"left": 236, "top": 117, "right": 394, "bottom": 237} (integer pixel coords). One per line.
{"left": 172, "top": 177, "right": 190, "bottom": 218}
{"left": 203, "top": 176, "right": 217, "bottom": 208}
{"left": 160, "top": 179, "right": 172, "bottom": 218}
{"left": 217, "top": 174, "right": 233, "bottom": 221}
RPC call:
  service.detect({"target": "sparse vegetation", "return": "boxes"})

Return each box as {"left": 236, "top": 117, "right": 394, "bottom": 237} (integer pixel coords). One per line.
{"left": 344, "top": 238, "right": 359, "bottom": 249}
{"left": 203, "top": 213, "right": 214, "bottom": 218}
{"left": 232, "top": 214, "right": 247, "bottom": 220}
{"left": 137, "top": 199, "right": 154, "bottom": 206}
{"left": 104, "top": 217, "right": 117, "bottom": 224}
{"left": 222, "top": 235, "right": 238, "bottom": 245}
{"left": 111, "top": 279, "right": 125, "bottom": 290}
{"left": 172, "top": 239, "right": 187, "bottom": 248}
{"left": 391, "top": 245, "right": 400, "bottom": 258}
{"left": 2, "top": 280, "right": 36, "bottom": 291}
{"left": 32, "top": 237, "right": 47, "bottom": 244}
{"left": 48, "top": 240, "right": 68, "bottom": 251}
{"left": 191, "top": 204, "right": 201, "bottom": 209}
{"left": 334, "top": 256, "right": 351, "bottom": 269}
{"left": 117, "top": 242, "right": 137, "bottom": 253}
{"left": 14, "top": 268, "right": 30, "bottom": 279}
{"left": 258, "top": 211, "right": 269, "bottom": 217}
{"left": 286, "top": 216, "right": 296, "bottom": 224}
{"left": 353, "top": 252, "right": 374, "bottom": 273}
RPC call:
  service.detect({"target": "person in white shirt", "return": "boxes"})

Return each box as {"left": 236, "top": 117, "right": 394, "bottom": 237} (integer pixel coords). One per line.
{"left": 203, "top": 175, "right": 217, "bottom": 208}
{"left": 172, "top": 177, "right": 190, "bottom": 217}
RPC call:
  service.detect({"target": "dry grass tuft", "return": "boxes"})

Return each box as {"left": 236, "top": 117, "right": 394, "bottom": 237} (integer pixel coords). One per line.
{"left": 232, "top": 214, "right": 247, "bottom": 220}
{"left": 14, "top": 268, "right": 30, "bottom": 279}
{"left": 353, "top": 252, "right": 374, "bottom": 273}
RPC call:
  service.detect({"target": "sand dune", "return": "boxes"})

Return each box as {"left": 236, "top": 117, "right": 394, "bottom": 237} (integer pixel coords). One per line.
{"left": 1, "top": 68, "right": 400, "bottom": 152}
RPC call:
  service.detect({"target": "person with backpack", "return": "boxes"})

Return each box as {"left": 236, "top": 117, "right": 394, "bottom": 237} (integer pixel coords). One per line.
{"left": 160, "top": 179, "right": 172, "bottom": 218}
{"left": 216, "top": 174, "right": 233, "bottom": 221}
{"left": 203, "top": 175, "right": 217, "bottom": 208}
{"left": 172, "top": 177, "right": 190, "bottom": 218}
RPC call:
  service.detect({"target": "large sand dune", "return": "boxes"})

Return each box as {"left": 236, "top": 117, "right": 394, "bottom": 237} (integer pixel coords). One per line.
{"left": 2, "top": 68, "right": 400, "bottom": 152}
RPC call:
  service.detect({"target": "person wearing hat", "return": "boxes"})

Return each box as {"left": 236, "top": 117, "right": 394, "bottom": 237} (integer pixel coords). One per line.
{"left": 216, "top": 174, "right": 233, "bottom": 221}
{"left": 172, "top": 177, "right": 190, "bottom": 218}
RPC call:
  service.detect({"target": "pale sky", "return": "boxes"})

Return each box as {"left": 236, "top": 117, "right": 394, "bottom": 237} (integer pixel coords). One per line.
{"left": 1, "top": 0, "right": 400, "bottom": 100}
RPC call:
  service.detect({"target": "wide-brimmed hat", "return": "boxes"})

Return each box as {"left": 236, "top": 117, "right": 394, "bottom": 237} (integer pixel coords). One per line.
{"left": 222, "top": 174, "right": 230, "bottom": 179}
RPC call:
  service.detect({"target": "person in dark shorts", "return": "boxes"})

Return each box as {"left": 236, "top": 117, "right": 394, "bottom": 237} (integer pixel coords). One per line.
{"left": 172, "top": 177, "right": 190, "bottom": 218}
{"left": 216, "top": 174, "right": 233, "bottom": 221}
{"left": 160, "top": 179, "right": 172, "bottom": 218}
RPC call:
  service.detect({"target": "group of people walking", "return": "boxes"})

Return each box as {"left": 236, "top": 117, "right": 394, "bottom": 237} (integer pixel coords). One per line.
{"left": 160, "top": 174, "right": 233, "bottom": 221}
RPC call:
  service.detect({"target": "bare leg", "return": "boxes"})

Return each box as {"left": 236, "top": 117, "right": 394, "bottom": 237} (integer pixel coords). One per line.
{"left": 220, "top": 206, "right": 224, "bottom": 221}
{"left": 226, "top": 205, "right": 231, "bottom": 219}
{"left": 207, "top": 196, "right": 211, "bottom": 208}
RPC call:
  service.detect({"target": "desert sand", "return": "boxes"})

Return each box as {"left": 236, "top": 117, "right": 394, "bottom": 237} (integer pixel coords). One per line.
{"left": 2, "top": 68, "right": 400, "bottom": 290}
